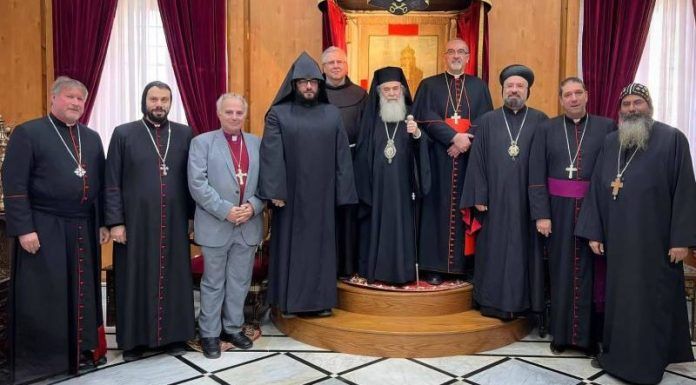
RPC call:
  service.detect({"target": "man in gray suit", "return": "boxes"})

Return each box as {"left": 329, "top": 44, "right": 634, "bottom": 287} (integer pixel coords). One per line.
{"left": 188, "top": 93, "right": 264, "bottom": 359}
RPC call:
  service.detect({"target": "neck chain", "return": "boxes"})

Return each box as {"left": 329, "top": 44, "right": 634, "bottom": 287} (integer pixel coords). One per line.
{"left": 501, "top": 107, "right": 528, "bottom": 158}
{"left": 47, "top": 115, "right": 85, "bottom": 177}
{"left": 611, "top": 145, "right": 639, "bottom": 200}
{"left": 228, "top": 133, "right": 247, "bottom": 185}
{"left": 444, "top": 73, "right": 466, "bottom": 123}
{"left": 383, "top": 121, "right": 399, "bottom": 164}
{"left": 562, "top": 116, "right": 589, "bottom": 179}
{"left": 141, "top": 119, "right": 171, "bottom": 176}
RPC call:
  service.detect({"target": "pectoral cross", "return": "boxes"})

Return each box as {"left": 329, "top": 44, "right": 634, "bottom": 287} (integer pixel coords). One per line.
{"left": 610, "top": 176, "right": 623, "bottom": 200}
{"left": 451, "top": 111, "right": 461, "bottom": 124}
{"left": 160, "top": 163, "right": 169, "bottom": 176}
{"left": 565, "top": 164, "right": 578, "bottom": 179}
{"left": 235, "top": 169, "right": 247, "bottom": 185}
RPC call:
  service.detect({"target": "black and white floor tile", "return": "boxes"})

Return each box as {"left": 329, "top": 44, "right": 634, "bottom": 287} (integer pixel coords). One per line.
{"left": 35, "top": 287, "right": 696, "bottom": 385}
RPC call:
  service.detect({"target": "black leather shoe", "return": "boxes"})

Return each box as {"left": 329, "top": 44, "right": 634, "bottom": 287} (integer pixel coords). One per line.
{"left": 550, "top": 342, "right": 565, "bottom": 355}
{"left": 78, "top": 351, "right": 98, "bottom": 374}
{"left": 281, "top": 312, "right": 297, "bottom": 319}
{"left": 227, "top": 331, "right": 253, "bottom": 350}
{"left": 426, "top": 273, "right": 443, "bottom": 285}
{"left": 123, "top": 347, "right": 144, "bottom": 362}
{"left": 590, "top": 358, "right": 602, "bottom": 369}
{"left": 316, "top": 309, "right": 332, "bottom": 317}
{"left": 201, "top": 337, "right": 221, "bottom": 359}
{"left": 166, "top": 342, "right": 187, "bottom": 356}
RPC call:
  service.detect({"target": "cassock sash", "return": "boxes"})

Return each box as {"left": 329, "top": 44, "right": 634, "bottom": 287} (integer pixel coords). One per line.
{"left": 547, "top": 177, "right": 590, "bottom": 199}
{"left": 461, "top": 208, "right": 481, "bottom": 256}
{"left": 445, "top": 118, "right": 471, "bottom": 133}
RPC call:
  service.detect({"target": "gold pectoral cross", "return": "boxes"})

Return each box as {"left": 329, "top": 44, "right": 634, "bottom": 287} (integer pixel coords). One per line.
{"left": 611, "top": 176, "right": 623, "bottom": 200}
{"left": 235, "top": 169, "right": 247, "bottom": 185}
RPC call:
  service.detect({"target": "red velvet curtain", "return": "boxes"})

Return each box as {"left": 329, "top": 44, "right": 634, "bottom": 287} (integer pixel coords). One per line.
{"left": 582, "top": 0, "right": 655, "bottom": 120}
{"left": 158, "top": 0, "right": 227, "bottom": 135}
{"left": 319, "top": 0, "right": 347, "bottom": 51}
{"left": 52, "top": 0, "right": 117, "bottom": 124}
{"left": 457, "top": 0, "right": 491, "bottom": 82}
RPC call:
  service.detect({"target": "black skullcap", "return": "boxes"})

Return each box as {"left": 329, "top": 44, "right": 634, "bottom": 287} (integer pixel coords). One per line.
{"left": 499, "top": 64, "right": 535, "bottom": 87}
{"left": 619, "top": 83, "right": 653, "bottom": 108}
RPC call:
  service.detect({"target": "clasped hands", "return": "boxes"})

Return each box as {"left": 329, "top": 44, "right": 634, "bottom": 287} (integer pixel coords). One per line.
{"left": 227, "top": 203, "right": 254, "bottom": 225}
{"left": 447, "top": 132, "right": 475, "bottom": 158}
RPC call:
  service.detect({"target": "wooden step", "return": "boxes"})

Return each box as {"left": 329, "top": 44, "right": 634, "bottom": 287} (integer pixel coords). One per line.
{"left": 273, "top": 308, "right": 530, "bottom": 358}
{"left": 337, "top": 281, "right": 473, "bottom": 316}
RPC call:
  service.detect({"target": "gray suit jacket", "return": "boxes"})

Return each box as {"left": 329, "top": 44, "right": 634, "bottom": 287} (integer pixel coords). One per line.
{"left": 188, "top": 129, "right": 264, "bottom": 247}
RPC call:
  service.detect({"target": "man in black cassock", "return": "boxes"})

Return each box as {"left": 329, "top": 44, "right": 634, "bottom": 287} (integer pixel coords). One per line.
{"left": 259, "top": 52, "right": 357, "bottom": 317}
{"left": 575, "top": 83, "right": 696, "bottom": 385}
{"left": 412, "top": 38, "right": 493, "bottom": 285}
{"left": 2, "top": 76, "right": 109, "bottom": 382}
{"left": 105, "top": 81, "right": 195, "bottom": 361}
{"left": 528, "top": 77, "right": 615, "bottom": 355}
{"left": 354, "top": 66, "right": 430, "bottom": 285}
{"left": 460, "top": 64, "right": 548, "bottom": 320}
{"left": 322, "top": 46, "right": 368, "bottom": 278}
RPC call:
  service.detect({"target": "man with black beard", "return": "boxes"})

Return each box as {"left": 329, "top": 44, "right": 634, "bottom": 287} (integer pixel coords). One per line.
{"left": 322, "top": 46, "right": 368, "bottom": 278}
{"left": 259, "top": 52, "right": 357, "bottom": 317}
{"left": 354, "top": 67, "right": 430, "bottom": 285}
{"left": 576, "top": 83, "right": 695, "bottom": 384}
{"left": 105, "top": 81, "right": 195, "bottom": 361}
{"left": 528, "top": 77, "right": 615, "bottom": 355}
{"left": 460, "top": 65, "right": 548, "bottom": 320}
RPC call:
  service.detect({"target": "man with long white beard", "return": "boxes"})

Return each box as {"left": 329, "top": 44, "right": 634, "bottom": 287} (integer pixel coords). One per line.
{"left": 354, "top": 66, "right": 430, "bottom": 284}
{"left": 576, "top": 83, "right": 696, "bottom": 385}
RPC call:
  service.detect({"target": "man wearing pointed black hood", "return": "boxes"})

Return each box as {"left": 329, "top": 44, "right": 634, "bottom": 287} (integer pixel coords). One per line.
{"left": 322, "top": 46, "right": 368, "bottom": 278}
{"left": 105, "top": 81, "right": 195, "bottom": 360}
{"left": 461, "top": 65, "right": 548, "bottom": 320}
{"left": 354, "top": 66, "right": 430, "bottom": 284}
{"left": 259, "top": 52, "right": 357, "bottom": 317}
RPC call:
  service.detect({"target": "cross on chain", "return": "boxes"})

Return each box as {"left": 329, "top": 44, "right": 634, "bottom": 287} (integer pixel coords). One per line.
{"left": 452, "top": 111, "right": 460, "bottom": 125}
{"left": 611, "top": 176, "right": 623, "bottom": 200}
{"left": 160, "top": 163, "right": 169, "bottom": 176}
{"left": 235, "top": 169, "right": 247, "bottom": 185}
{"left": 565, "top": 165, "right": 578, "bottom": 179}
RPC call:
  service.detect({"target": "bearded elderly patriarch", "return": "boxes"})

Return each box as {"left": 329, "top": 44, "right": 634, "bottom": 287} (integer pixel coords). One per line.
{"left": 353, "top": 66, "right": 430, "bottom": 285}
{"left": 575, "top": 83, "right": 696, "bottom": 385}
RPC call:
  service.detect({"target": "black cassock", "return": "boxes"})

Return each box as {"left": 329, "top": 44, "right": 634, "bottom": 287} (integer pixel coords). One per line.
{"left": 326, "top": 76, "right": 368, "bottom": 277}
{"left": 259, "top": 103, "right": 357, "bottom": 313}
{"left": 461, "top": 106, "right": 548, "bottom": 319}
{"left": 412, "top": 73, "right": 493, "bottom": 274}
{"left": 105, "top": 119, "right": 195, "bottom": 350}
{"left": 528, "top": 114, "right": 615, "bottom": 348}
{"left": 2, "top": 115, "right": 105, "bottom": 383}
{"left": 575, "top": 122, "right": 696, "bottom": 385}
{"left": 354, "top": 115, "right": 430, "bottom": 284}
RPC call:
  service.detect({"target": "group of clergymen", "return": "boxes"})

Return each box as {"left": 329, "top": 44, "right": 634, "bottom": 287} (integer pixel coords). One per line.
{"left": 2, "top": 37, "right": 695, "bottom": 385}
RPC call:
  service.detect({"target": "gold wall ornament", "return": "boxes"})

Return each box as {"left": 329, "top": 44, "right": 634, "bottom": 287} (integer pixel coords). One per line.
{"left": 0, "top": 115, "right": 12, "bottom": 212}
{"left": 368, "top": 0, "right": 430, "bottom": 15}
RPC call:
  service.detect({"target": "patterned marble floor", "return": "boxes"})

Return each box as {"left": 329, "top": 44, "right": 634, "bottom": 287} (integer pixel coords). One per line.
{"left": 34, "top": 288, "right": 696, "bottom": 385}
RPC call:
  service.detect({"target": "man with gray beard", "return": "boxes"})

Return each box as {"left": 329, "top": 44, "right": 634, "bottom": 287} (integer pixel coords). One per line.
{"left": 576, "top": 83, "right": 696, "bottom": 384}
{"left": 354, "top": 66, "right": 430, "bottom": 284}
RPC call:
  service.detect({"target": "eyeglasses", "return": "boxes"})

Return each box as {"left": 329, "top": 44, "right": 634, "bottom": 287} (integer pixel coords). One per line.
{"left": 296, "top": 79, "right": 319, "bottom": 87}
{"left": 445, "top": 49, "right": 470, "bottom": 56}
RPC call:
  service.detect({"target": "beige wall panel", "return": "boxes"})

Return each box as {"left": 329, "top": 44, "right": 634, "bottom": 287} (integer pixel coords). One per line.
{"left": 247, "top": 0, "right": 323, "bottom": 136}
{"left": 227, "top": 0, "right": 247, "bottom": 98}
{"left": 488, "top": 0, "right": 562, "bottom": 116}
{"left": 0, "top": 0, "right": 50, "bottom": 127}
